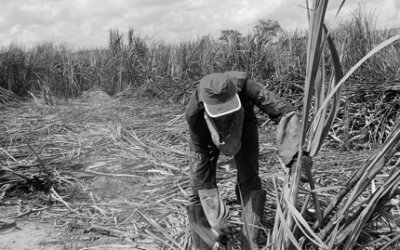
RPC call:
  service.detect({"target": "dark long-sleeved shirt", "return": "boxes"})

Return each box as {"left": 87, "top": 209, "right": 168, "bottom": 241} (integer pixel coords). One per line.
{"left": 186, "top": 72, "right": 296, "bottom": 153}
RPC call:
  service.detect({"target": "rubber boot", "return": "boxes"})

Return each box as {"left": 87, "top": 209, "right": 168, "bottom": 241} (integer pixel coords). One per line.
{"left": 241, "top": 190, "right": 266, "bottom": 250}
{"left": 198, "top": 188, "right": 232, "bottom": 246}
{"left": 187, "top": 204, "right": 213, "bottom": 250}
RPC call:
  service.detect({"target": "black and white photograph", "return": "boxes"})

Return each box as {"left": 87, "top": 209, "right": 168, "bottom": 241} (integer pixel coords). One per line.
{"left": 0, "top": 0, "right": 399, "bottom": 249}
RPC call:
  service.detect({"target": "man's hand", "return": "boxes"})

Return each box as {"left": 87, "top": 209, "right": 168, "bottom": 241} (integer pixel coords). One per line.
{"left": 212, "top": 223, "right": 233, "bottom": 245}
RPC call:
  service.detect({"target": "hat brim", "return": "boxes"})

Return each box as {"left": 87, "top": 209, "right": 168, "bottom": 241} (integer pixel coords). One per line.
{"left": 204, "top": 93, "right": 241, "bottom": 118}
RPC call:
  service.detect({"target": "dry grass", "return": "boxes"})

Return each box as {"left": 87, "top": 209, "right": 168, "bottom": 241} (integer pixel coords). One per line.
{"left": 0, "top": 86, "right": 20, "bottom": 105}
{"left": 1, "top": 89, "right": 397, "bottom": 249}
{"left": 0, "top": 91, "right": 188, "bottom": 249}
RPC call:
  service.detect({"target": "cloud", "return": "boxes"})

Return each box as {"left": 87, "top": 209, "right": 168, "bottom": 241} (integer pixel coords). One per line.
{"left": 269, "top": 1, "right": 308, "bottom": 31}
{"left": 0, "top": 0, "right": 398, "bottom": 49}
{"left": 135, "top": 0, "right": 282, "bottom": 42}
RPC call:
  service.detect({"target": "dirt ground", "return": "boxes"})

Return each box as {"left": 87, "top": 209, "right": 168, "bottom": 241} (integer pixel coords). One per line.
{"left": 0, "top": 186, "right": 162, "bottom": 250}
{"left": 0, "top": 217, "right": 156, "bottom": 250}
{"left": 0, "top": 220, "right": 60, "bottom": 250}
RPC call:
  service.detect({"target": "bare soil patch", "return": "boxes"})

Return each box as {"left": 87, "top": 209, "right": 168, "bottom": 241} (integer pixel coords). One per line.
{"left": 0, "top": 220, "right": 59, "bottom": 250}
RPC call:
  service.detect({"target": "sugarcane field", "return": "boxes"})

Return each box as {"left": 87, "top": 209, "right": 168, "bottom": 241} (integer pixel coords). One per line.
{"left": 1, "top": 1, "right": 400, "bottom": 250}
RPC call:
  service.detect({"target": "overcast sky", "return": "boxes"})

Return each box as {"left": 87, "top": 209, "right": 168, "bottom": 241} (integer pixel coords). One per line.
{"left": 0, "top": 0, "right": 399, "bottom": 49}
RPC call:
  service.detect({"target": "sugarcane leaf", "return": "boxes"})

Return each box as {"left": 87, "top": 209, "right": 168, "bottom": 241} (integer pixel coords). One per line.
{"left": 306, "top": 0, "right": 310, "bottom": 23}
{"left": 319, "top": 122, "right": 400, "bottom": 238}
{"left": 138, "top": 211, "right": 185, "bottom": 250}
{"left": 310, "top": 66, "right": 325, "bottom": 150}
{"left": 379, "top": 234, "right": 400, "bottom": 249}
{"left": 289, "top": 1, "right": 330, "bottom": 235}
{"left": 335, "top": 0, "right": 347, "bottom": 17}
{"left": 272, "top": 178, "right": 282, "bottom": 245}
{"left": 275, "top": 191, "right": 303, "bottom": 250}
{"left": 327, "top": 221, "right": 340, "bottom": 249}
{"left": 285, "top": 198, "right": 328, "bottom": 249}
{"left": 342, "top": 122, "right": 400, "bottom": 212}
{"left": 310, "top": 185, "right": 346, "bottom": 193}
{"left": 237, "top": 185, "right": 257, "bottom": 250}
{"left": 302, "top": 0, "right": 329, "bottom": 144}
{"left": 343, "top": 170, "right": 400, "bottom": 249}
{"left": 284, "top": 1, "right": 330, "bottom": 246}
{"left": 313, "top": 33, "right": 400, "bottom": 124}
{"left": 309, "top": 26, "right": 344, "bottom": 156}
{"left": 294, "top": 0, "right": 329, "bottom": 196}
{"left": 319, "top": 26, "right": 343, "bottom": 137}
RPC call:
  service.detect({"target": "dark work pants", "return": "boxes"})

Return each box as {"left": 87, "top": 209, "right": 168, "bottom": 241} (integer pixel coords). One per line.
{"left": 188, "top": 115, "right": 262, "bottom": 205}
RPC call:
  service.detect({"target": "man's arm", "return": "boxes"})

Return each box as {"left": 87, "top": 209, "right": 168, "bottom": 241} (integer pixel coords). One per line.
{"left": 186, "top": 90, "right": 218, "bottom": 190}
{"left": 243, "top": 79, "right": 301, "bottom": 166}
{"left": 242, "top": 79, "right": 296, "bottom": 122}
